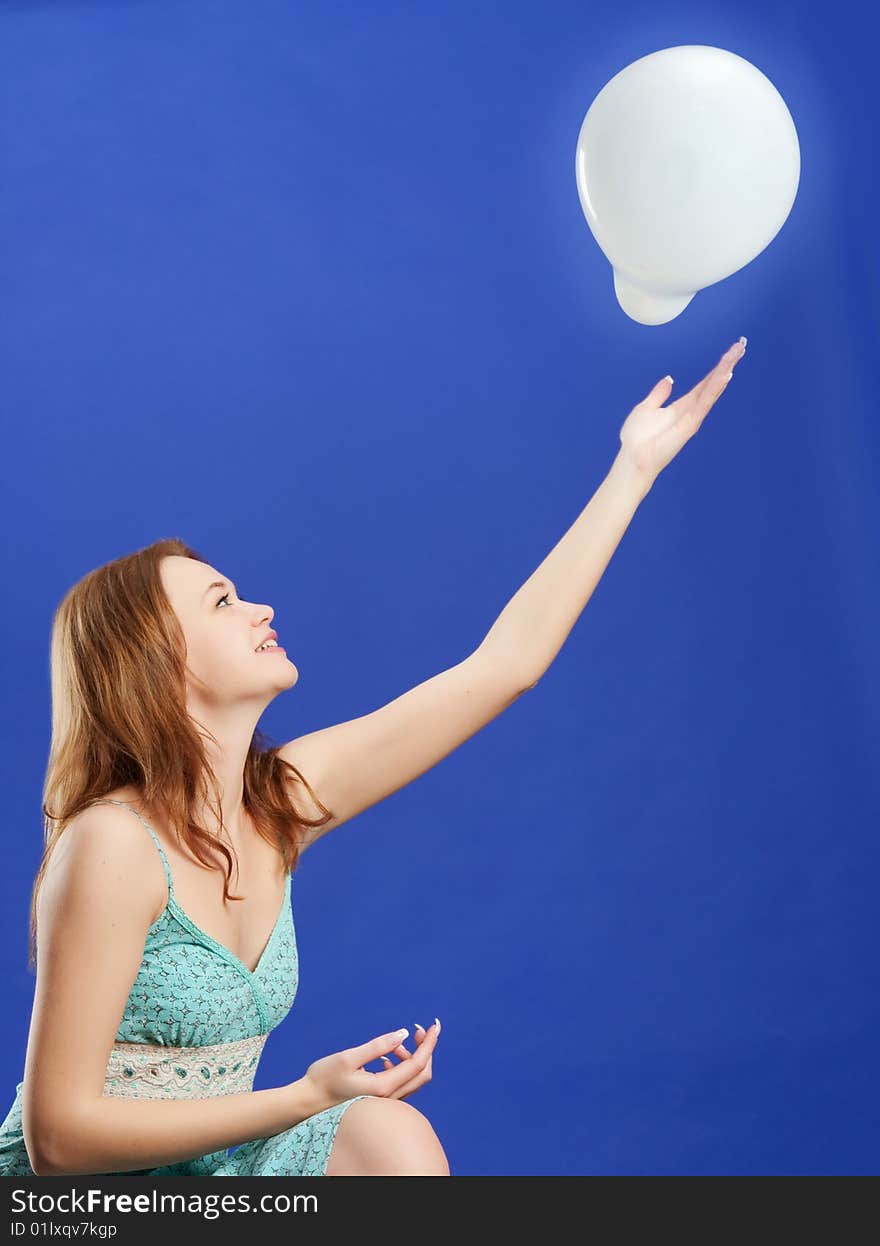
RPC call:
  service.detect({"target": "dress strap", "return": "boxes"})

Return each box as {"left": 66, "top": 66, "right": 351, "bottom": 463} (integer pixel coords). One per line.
{"left": 92, "top": 798, "right": 175, "bottom": 902}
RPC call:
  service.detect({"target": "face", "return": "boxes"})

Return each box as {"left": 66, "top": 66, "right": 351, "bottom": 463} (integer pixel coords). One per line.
{"left": 159, "top": 555, "right": 298, "bottom": 707}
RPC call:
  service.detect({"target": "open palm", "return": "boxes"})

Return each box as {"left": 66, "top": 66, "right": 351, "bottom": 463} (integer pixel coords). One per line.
{"left": 619, "top": 337, "right": 747, "bottom": 483}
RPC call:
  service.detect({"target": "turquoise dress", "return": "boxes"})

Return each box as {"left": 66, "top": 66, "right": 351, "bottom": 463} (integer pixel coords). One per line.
{"left": 0, "top": 798, "right": 370, "bottom": 1176}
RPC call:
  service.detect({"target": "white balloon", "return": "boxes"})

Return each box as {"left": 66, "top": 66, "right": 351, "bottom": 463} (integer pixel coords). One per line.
{"left": 575, "top": 46, "right": 800, "bottom": 325}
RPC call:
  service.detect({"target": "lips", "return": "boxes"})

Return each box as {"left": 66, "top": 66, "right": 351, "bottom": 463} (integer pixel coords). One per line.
{"left": 254, "top": 629, "right": 278, "bottom": 652}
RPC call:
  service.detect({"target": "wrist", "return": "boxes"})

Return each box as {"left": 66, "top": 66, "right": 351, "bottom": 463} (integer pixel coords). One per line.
{"left": 286, "top": 1075, "right": 334, "bottom": 1124}
{"left": 608, "top": 448, "right": 655, "bottom": 502}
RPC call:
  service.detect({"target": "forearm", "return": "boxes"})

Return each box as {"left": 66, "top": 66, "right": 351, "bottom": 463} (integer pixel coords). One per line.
{"left": 38, "top": 1077, "right": 332, "bottom": 1176}
{"left": 478, "top": 450, "right": 652, "bottom": 687}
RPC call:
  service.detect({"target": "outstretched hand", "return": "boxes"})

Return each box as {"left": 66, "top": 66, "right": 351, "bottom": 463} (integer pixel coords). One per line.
{"left": 617, "top": 337, "right": 748, "bottom": 487}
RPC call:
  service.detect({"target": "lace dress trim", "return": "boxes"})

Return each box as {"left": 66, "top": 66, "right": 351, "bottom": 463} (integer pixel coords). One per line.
{"left": 104, "top": 1033, "right": 269, "bottom": 1100}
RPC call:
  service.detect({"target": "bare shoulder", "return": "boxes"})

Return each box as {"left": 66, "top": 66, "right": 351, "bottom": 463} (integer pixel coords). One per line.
{"left": 276, "top": 743, "right": 342, "bottom": 850}
{"left": 42, "top": 798, "right": 167, "bottom": 929}
{"left": 24, "top": 799, "right": 170, "bottom": 1172}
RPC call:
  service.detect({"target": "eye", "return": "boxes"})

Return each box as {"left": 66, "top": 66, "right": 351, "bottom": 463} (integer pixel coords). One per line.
{"left": 216, "top": 593, "right": 233, "bottom": 608}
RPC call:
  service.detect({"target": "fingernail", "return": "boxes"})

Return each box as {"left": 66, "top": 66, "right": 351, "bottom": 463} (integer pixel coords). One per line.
{"left": 381, "top": 1055, "right": 392, "bottom": 1064}
{"left": 414, "top": 1022, "right": 426, "bottom": 1032}
{"left": 434, "top": 1016, "right": 441, "bottom": 1032}
{"left": 726, "top": 372, "right": 733, "bottom": 381}
{"left": 739, "top": 336, "right": 747, "bottom": 348}
{"left": 663, "top": 375, "right": 673, "bottom": 385}
{"left": 395, "top": 1028, "right": 409, "bottom": 1040}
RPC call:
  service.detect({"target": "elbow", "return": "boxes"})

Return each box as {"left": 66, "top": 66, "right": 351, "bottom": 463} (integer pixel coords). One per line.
{"left": 25, "top": 1124, "right": 73, "bottom": 1178}
{"left": 508, "top": 665, "right": 541, "bottom": 694}
{"left": 26, "top": 1143, "right": 58, "bottom": 1178}
{"left": 23, "top": 1122, "right": 47, "bottom": 1176}
{"left": 30, "top": 1146, "right": 76, "bottom": 1178}
{"left": 24, "top": 1093, "right": 100, "bottom": 1176}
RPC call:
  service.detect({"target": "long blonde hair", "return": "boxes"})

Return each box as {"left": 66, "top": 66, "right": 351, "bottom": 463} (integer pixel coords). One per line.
{"left": 29, "top": 536, "right": 331, "bottom": 970}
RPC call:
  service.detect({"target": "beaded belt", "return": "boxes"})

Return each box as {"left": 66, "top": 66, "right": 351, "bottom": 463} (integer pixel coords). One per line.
{"left": 104, "top": 1033, "right": 269, "bottom": 1100}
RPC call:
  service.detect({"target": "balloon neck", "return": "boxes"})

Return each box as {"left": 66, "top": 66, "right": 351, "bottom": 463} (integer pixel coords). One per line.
{"left": 613, "top": 270, "right": 696, "bottom": 325}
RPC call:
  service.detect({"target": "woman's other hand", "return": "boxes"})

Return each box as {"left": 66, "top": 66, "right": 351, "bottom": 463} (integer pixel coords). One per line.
{"left": 376, "top": 1020, "right": 439, "bottom": 1101}
{"left": 303, "top": 1018, "right": 441, "bottom": 1107}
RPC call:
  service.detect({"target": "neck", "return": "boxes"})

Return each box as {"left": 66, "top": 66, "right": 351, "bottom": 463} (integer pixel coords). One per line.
{"left": 185, "top": 697, "right": 266, "bottom": 841}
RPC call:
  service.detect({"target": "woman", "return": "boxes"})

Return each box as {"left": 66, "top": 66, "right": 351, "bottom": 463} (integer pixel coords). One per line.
{"left": 0, "top": 337, "right": 746, "bottom": 1178}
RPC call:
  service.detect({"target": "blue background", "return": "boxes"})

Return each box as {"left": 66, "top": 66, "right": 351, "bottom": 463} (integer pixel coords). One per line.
{"left": 1, "top": 0, "right": 877, "bottom": 1176}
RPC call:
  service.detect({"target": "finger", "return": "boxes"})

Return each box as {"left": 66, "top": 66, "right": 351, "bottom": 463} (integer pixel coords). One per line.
{"left": 648, "top": 338, "right": 745, "bottom": 415}
{"left": 630, "top": 339, "right": 747, "bottom": 475}
{"left": 641, "top": 374, "right": 674, "bottom": 410}
{"left": 384, "top": 1021, "right": 427, "bottom": 1065}
{"left": 369, "top": 1021, "right": 439, "bottom": 1095}
{"left": 650, "top": 362, "right": 732, "bottom": 463}
{"left": 355, "top": 1027, "right": 413, "bottom": 1069}
{"left": 403, "top": 1021, "right": 428, "bottom": 1053}
{"left": 700, "top": 348, "right": 744, "bottom": 410}
{"left": 387, "top": 1019, "right": 440, "bottom": 1068}
{"left": 692, "top": 338, "right": 747, "bottom": 406}
{"left": 391, "top": 1051, "right": 434, "bottom": 1100}
{"left": 390, "top": 1035, "right": 436, "bottom": 1100}
{"left": 375, "top": 1019, "right": 440, "bottom": 1068}
{"left": 675, "top": 340, "right": 742, "bottom": 414}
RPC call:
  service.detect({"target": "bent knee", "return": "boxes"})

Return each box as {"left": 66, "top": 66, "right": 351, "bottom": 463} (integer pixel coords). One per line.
{"left": 328, "top": 1096, "right": 450, "bottom": 1176}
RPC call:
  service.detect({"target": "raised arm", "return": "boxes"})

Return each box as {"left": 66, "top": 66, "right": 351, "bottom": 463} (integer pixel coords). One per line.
{"left": 280, "top": 338, "right": 747, "bottom": 846}
{"left": 278, "top": 458, "right": 645, "bottom": 847}
{"left": 475, "top": 338, "right": 747, "bottom": 681}
{"left": 22, "top": 804, "right": 328, "bottom": 1176}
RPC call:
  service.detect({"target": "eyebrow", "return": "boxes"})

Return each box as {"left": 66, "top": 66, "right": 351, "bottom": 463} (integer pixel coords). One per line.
{"left": 201, "top": 578, "right": 237, "bottom": 601}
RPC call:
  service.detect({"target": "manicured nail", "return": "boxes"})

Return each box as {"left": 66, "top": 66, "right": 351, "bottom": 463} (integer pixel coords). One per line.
{"left": 739, "top": 336, "right": 747, "bottom": 348}
{"left": 414, "top": 1022, "right": 426, "bottom": 1033}
{"left": 434, "top": 1016, "right": 441, "bottom": 1031}
{"left": 395, "top": 1028, "right": 409, "bottom": 1040}
{"left": 726, "top": 372, "right": 733, "bottom": 381}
